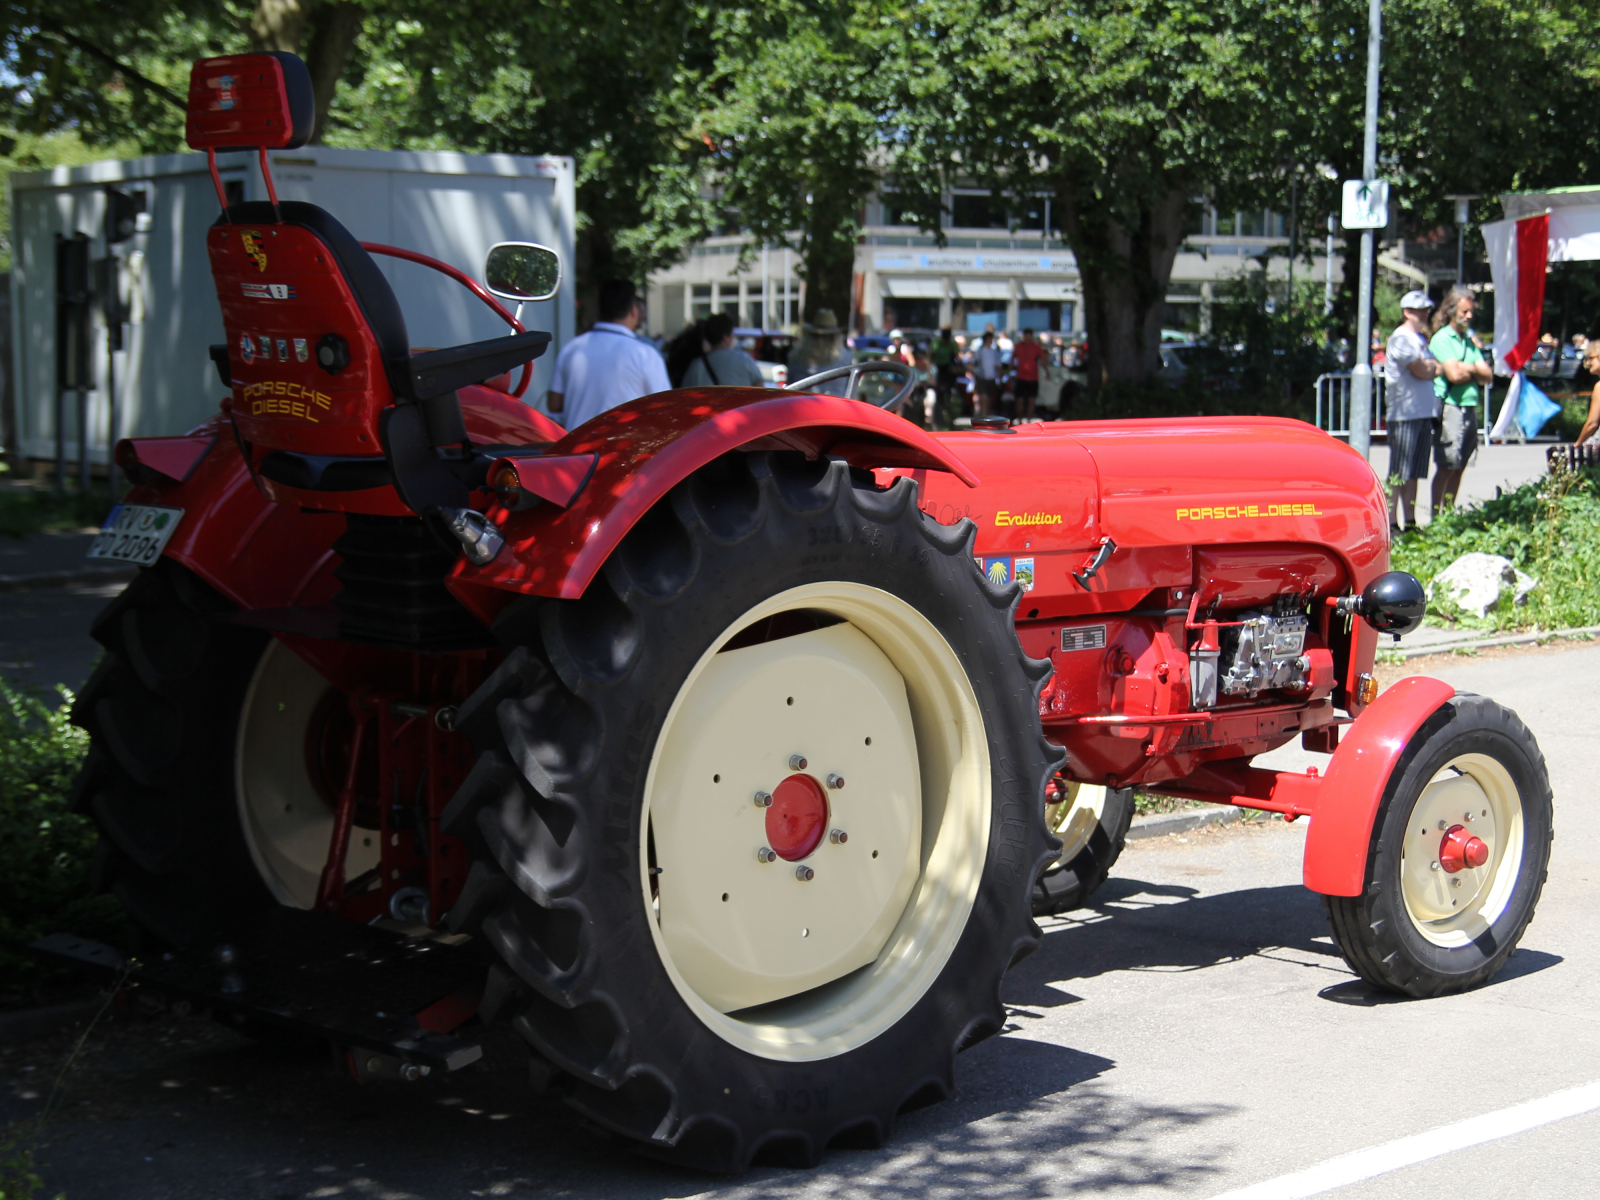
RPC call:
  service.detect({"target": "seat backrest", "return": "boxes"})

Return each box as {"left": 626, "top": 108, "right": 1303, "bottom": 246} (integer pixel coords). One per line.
{"left": 188, "top": 53, "right": 405, "bottom": 461}
{"left": 209, "top": 200, "right": 410, "bottom": 458}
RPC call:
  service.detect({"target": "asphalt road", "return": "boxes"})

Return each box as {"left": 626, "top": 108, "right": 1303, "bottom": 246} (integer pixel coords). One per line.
{"left": 0, "top": 635, "right": 1593, "bottom": 1198}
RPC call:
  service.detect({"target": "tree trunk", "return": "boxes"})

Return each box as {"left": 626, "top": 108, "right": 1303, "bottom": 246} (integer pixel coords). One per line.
{"left": 248, "top": 0, "right": 361, "bottom": 143}
{"left": 800, "top": 170, "right": 859, "bottom": 329}
{"left": 573, "top": 217, "right": 615, "bottom": 333}
{"left": 304, "top": 2, "right": 363, "bottom": 143}
{"left": 1056, "top": 176, "right": 1188, "bottom": 389}
{"left": 248, "top": 0, "right": 311, "bottom": 53}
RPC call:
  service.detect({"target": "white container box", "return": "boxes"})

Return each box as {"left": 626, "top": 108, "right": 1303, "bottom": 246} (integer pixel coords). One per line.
{"left": 8, "top": 147, "right": 575, "bottom": 465}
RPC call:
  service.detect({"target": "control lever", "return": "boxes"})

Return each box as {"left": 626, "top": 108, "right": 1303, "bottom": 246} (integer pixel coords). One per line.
{"left": 1072, "top": 536, "right": 1117, "bottom": 590}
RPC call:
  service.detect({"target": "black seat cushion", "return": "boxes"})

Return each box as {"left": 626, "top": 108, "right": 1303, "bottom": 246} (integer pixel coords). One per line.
{"left": 217, "top": 201, "right": 411, "bottom": 383}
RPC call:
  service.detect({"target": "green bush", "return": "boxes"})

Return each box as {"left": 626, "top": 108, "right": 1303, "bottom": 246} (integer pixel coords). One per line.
{"left": 1391, "top": 461, "right": 1600, "bottom": 631}
{"left": 0, "top": 675, "right": 125, "bottom": 1007}
{"left": 0, "top": 488, "right": 115, "bottom": 540}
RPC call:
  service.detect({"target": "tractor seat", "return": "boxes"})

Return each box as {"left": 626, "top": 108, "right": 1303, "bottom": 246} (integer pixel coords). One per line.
{"left": 219, "top": 199, "right": 411, "bottom": 386}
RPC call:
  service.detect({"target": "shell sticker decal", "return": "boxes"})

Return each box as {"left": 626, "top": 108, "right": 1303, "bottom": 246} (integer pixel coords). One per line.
{"left": 241, "top": 229, "right": 269, "bottom": 273}
{"left": 984, "top": 557, "right": 1011, "bottom": 586}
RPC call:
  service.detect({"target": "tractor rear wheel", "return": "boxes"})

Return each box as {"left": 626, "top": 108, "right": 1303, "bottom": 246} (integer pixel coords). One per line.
{"left": 70, "top": 561, "right": 277, "bottom": 945}
{"left": 442, "top": 452, "right": 1058, "bottom": 1169}
{"left": 1324, "top": 693, "right": 1552, "bottom": 997}
{"left": 1032, "top": 780, "right": 1134, "bottom": 916}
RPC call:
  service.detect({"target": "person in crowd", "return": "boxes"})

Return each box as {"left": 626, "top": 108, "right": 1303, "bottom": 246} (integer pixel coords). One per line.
{"left": 1011, "top": 327, "right": 1045, "bottom": 422}
{"left": 1574, "top": 342, "right": 1600, "bottom": 447}
{"left": 1429, "top": 286, "right": 1493, "bottom": 513}
{"left": 1381, "top": 291, "right": 1443, "bottom": 532}
{"left": 547, "top": 279, "right": 668, "bottom": 429}
{"left": 790, "top": 308, "right": 850, "bottom": 386}
{"left": 680, "top": 312, "right": 765, "bottom": 388}
{"left": 898, "top": 347, "right": 934, "bottom": 428}
{"left": 973, "top": 331, "right": 1003, "bottom": 419}
{"left": 887, "top": 329, "right": 914, "bottom": 366}
{"left": 929, "top": 327, "right": 960, "bottom": 430}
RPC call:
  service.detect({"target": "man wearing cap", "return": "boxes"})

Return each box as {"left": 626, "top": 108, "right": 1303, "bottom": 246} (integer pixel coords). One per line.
{"left": 1382, "top": 290, "right": 1444, "bottom": 532}
{"left": 1429, "top": 286, "right": 1493, "bottom": 513}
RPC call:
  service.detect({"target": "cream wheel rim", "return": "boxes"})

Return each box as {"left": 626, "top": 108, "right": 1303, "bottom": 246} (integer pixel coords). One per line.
{"left": 1045, "top": 781, "right": 1107, "bottom": 865}
{"left": 1399, "top": 753, "right": 1523, "bottom": 947}
{"left": 235, "top": 639, "right": 379, "bottom": 908}
{"left": 640, "top": 582, "right": 991, "bottom": 1062}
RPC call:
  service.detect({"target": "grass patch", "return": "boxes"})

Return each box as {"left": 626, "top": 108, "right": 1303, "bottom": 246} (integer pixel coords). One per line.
{"left": 0, "top": 674, "right": 126, "bottom": 1009}
{"left": 1133, "top": 792, "right": 1204, "bottom": 815}
{"left": 1391, "top": 460, "right": 1600, "bottom": 633}
{"left": 0, "top": 487, "right": 116, "bottom": 540}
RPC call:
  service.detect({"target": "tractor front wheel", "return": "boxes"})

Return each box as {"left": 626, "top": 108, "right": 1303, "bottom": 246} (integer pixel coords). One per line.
{"left": 1032, "top": 780, "right": 1134, "bottom": 916}
{"left": 1324, "top": 693, "right": 1553, "bottom": 997}
{"left": 442, "top": 453, "right": 1059, "bottom": 1169}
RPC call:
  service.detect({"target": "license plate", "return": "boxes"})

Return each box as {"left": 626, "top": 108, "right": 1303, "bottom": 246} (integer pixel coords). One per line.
{"left": 86, "top": 505, "right": 184, "bottom": 567}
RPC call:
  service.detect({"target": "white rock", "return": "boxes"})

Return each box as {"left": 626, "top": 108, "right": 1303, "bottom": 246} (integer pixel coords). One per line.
{"left": 1429, "top": 553, "right": 1538, "bottom": 619}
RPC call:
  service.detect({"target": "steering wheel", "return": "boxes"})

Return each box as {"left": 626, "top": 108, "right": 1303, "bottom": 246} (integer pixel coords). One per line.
{"left": 786, "top": 359, "right": 919, "bottom": 413}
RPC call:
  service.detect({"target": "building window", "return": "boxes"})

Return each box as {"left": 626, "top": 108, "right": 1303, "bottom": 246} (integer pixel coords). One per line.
{"left": 715, "top": 283, "right": 740, "bottom": 320}
{"left": 691, "top": 284, "right": 712, "bottom": 321}
{"left": 880, "top": 192, "right": 914, "bottom": 226}
{"left": 950, "top": 192, "right": 1007, "bottom": 230}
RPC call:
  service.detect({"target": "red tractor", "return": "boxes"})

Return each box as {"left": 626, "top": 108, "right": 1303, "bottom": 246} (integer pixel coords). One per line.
{"left": 52, "top": 53, "right": 1552, "bottom": 1170}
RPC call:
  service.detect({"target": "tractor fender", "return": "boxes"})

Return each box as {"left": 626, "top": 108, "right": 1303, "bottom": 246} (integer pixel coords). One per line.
{"left": 1303, "top": 675, "right": 1457, "bottom": 895}
{"left": 448, "top": 386, "right": 980, "bottom": 617}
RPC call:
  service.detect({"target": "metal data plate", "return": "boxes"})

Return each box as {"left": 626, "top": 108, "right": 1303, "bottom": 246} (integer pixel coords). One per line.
{"left": 1061, "top": 625, "right": 1108, "bottom": 653}
{"left": 86, "top": 504, "right": 184, "bottom": 566}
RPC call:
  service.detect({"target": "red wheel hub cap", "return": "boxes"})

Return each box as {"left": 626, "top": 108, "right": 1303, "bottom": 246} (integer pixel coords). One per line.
{"left": 1439, "top": 824, "right": 1489, "bottom": 873}
{"left": 767, "top": 773, "right": 829, "bottom": 861}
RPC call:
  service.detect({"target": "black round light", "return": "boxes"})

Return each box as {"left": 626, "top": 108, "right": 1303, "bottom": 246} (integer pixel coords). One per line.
{"left": 316, "top": 333, "right": 350, "bottom": 375}
{"left": 1358, "top": 571, "right": 1427, "bottom": 635}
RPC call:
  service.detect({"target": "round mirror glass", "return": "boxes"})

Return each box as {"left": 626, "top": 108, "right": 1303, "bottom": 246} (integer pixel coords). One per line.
{"left": 484, "top": 242, "right": 561, "bottom": 302}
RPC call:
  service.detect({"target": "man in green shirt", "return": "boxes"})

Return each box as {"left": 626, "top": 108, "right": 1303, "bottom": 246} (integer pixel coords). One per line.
{"left": 929, "top": 327, "right": 961, "bottom": 430}
{"left": 1429, "top": 287, "right": 1493, "bottom": 513}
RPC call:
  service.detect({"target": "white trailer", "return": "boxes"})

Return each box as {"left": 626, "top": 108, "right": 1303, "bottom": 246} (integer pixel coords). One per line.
{"left": 7, "top": 147, "right": 575, "bottom": 472}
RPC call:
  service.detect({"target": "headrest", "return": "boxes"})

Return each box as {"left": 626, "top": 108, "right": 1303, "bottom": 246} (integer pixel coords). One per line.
{"left": 185, "top": 53, "right": 315, "bottom": 152}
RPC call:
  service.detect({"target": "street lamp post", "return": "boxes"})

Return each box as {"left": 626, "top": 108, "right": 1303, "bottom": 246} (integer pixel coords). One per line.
{"left": 1445, "top": 194, "right": 1480, "bottom": 283}
{"left": 1348, "top": 0, "right": 1382, "bottom": 461}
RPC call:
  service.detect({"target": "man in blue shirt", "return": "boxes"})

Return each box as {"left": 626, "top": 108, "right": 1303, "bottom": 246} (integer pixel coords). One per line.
{"left": 547, "top": 279, "right": 670, "bottom": 430}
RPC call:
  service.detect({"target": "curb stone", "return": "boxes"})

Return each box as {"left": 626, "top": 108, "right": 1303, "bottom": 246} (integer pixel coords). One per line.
{"left": 1127, "top": 806, "right": 1245, "bottom": 840}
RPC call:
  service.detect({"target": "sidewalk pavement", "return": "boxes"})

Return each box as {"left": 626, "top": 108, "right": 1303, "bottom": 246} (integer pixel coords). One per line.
{"left": 0, "top": 531, "right": 134, "bottom": 590}
{"left": 1369, "top": 438, "right": 1548, "bottom": 522}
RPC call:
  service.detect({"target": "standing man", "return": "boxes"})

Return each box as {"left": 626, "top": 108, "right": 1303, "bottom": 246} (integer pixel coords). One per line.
{"left": 1429, "top": 286, "right": 1493, "bottom": 513}
{"left": 929, "top": 327, "right": 960, "bottom": 429}
{"left": 973, "top": 331, "right": 1003, "bottom": 419}
{"left": 546, "top": 279, "right": 669, "bottom": 429}
{"left": 1011, "top": 327, "right": 1045, "bottom": 422}
{"left": 1382, "top": 291, "right": 1442, "bottom": 532}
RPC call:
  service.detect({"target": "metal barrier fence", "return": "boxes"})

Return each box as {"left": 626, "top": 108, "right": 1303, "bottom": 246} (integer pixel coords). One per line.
{"left": 1313, "top": 373, "right": 1388, "bottom": 439}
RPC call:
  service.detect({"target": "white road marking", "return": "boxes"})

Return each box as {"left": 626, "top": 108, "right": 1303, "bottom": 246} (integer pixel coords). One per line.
{"left": 1209, "top": 1079, "right": 1600, "bottom": 1200}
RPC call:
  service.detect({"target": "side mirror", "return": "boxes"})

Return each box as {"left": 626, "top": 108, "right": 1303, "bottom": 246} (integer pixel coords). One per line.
{"left": 484, "top": 242, "right": 561, "bottom": 303}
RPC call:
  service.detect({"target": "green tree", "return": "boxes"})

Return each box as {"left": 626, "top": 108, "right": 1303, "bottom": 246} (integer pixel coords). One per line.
{"left": 322, "top": 0, "right": 719, "bottom": 324}
{"left": 897, "top": 0, "right": 1322, "bottom": 389}
{"left": 692, "top": 0, "right": 904, "bottom": 328}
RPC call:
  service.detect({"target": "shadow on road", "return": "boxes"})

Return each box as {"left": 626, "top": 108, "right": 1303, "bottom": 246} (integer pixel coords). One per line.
{"left": 1011, "top": 876, "right": 1340, "bottom": 1006}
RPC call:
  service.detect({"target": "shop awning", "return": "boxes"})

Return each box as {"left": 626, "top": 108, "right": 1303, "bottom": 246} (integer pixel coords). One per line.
{"left": 954, "top": 279, "right": 1011, "bottom": 300}
{"left": 1021, "top": 281, "right": 1077, "bottom": 301}
{"left": 882, "top": 276, "right": 945, "bottom": 299}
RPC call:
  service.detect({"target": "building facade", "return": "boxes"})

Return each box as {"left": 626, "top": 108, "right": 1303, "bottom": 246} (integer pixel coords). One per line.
{"left": 647, "top": 193, "right": 1344, "bottom": 340}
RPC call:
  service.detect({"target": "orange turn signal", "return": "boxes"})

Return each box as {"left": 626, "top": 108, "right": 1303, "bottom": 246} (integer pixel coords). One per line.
{"left": 1356, "top": 673, "right": 1379, "bottom": 706}
{"left": 491, "top": 467, "right": 521, "bottom": 492}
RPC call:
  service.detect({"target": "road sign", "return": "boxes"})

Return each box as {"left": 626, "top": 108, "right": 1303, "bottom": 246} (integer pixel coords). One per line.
{"left": 1342, "top": 179, "right": 1389, "bottom": 230}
